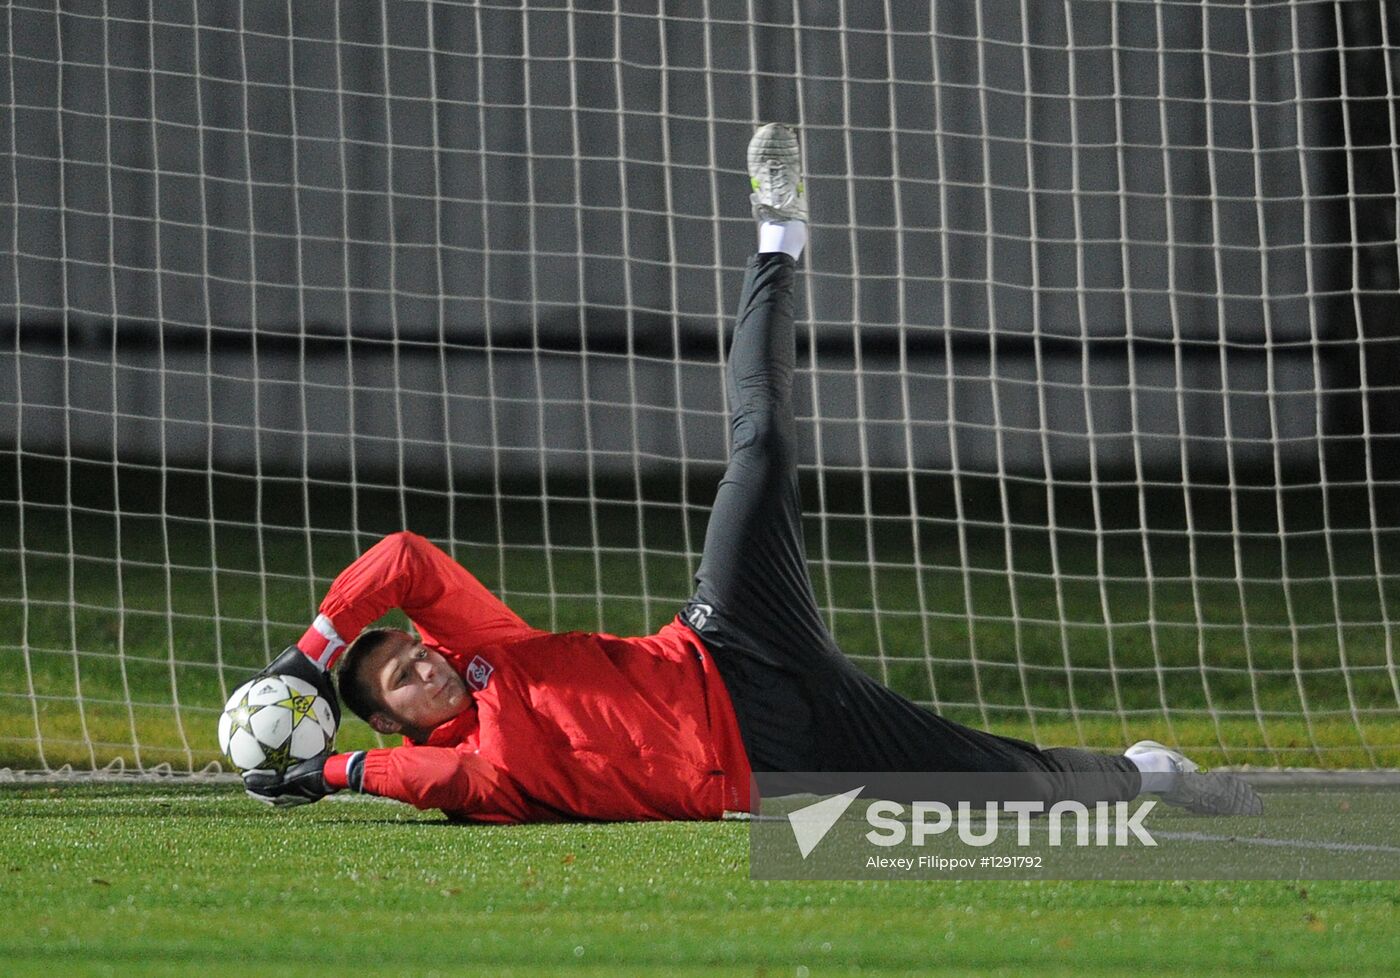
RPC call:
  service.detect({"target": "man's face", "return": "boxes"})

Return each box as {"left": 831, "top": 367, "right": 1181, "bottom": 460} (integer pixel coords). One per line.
{"left": 366, "top": 634, "right": 469, "bottom": 736}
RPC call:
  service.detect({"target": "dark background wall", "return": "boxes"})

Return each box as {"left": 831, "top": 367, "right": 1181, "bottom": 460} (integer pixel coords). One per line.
{"left": 1, "top": 0, "right": 1396, "bottom": 495}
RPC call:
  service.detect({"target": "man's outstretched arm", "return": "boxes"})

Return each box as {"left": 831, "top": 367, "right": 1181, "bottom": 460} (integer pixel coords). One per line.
{"left": 244, "top": 532, "right": 537, "bottom": 806}
{"left": 328, "top": 745, "right": 542, "bottom": 821}
{"left": 248, "top": 742, "right": 545, "bottom": 822}
{"left": 292, "top": 530, "right": 539, "bottom": 671}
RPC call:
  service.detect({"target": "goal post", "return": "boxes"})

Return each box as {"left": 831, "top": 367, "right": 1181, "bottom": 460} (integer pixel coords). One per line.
{"left": 2, "top": 0, "right": 1397, "bottom": 774}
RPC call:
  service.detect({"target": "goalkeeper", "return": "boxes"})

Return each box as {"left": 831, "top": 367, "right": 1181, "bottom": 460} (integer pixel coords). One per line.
{"left": 245, "top": 125, "right": 1260, "bottom": 821}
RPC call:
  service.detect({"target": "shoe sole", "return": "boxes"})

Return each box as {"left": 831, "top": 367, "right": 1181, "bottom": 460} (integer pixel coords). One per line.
{"left": 1167, "top": 771, "right": 1265, "bottom": 817}
{"left": 747, "top": 124, "right": 806, "bottom": 222}
{"left": 747, "top": 123, "right": 800, "bottom": 173}
{"left": 1126, "top": 740, "right": 1263, "bottom": 816}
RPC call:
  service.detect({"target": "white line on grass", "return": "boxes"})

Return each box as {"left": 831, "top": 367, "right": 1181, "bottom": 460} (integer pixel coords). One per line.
{"left": 1150, "top": 830, "right": 1400, "bottom": 855}
{"left": 0, "top": 793, "right": 396, "bottom": 805}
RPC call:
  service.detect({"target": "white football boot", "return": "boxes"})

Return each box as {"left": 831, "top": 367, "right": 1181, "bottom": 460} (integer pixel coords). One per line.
{"left": 1126, "top": 740, "right": 1263, "bottom": 816}
{"left": 747, "top": 123, "right": 808, "bottom": 223}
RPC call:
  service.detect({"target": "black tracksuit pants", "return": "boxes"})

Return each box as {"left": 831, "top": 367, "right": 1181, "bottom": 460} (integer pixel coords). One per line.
{"left": 681, "top": 252, "right": 1140, "bottom": 805}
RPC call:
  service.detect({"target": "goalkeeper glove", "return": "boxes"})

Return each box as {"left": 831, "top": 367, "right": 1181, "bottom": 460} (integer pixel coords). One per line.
{"left": 243, "top": 756, "right": 333, "bottom": 808}
{"left": 260, "top": 644, "right": 342, "bottom": 730}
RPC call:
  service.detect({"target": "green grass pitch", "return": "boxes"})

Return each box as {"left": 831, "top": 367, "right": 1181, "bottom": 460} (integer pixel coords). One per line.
{"left": 3, "top": 469, "right": 1399, "bottom": 974}
{"left": 2, "top": 782, "right": 1397, "bottom": 978}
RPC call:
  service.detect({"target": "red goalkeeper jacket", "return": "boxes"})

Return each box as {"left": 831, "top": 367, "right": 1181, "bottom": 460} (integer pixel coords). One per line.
{"left": 292, "top": 532, "right": 751, "bottom": 823}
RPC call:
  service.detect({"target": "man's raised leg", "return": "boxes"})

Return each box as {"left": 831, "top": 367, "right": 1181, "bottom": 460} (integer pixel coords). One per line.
{"left": 686, "top": 125, "right": 830, "bottom": 664}
{"left": 677, "top": 125, "right": 1262, "bottom": 815}
{"left": 680, "top": 126, "right": 854, "bottom": 770}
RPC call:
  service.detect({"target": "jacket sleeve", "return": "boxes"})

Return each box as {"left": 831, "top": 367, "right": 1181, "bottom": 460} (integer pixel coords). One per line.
{"left": 326, "top": 744, "right": 544, "bottom": 823}
{"left": 294, "top": 531, "right": 539, "bottom": 669}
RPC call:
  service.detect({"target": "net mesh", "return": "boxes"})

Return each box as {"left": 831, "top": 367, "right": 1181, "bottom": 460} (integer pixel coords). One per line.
{"left": 2, "top": 0, "right": 1398, "bottom": 772}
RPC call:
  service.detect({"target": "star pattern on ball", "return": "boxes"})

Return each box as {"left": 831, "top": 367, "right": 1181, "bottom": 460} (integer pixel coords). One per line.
{"left": 274, "top": 691, "right": 320, "bottom": 727}
{"left": 259, "top": 737, "right": 295, "bottom": 774}
{"left": 226, "top": 689, "right": 262, "bottom": 738}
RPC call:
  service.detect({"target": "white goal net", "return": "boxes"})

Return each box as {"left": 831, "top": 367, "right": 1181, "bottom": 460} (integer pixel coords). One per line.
{"left": 2, "top": 0, "right": 1397, "bottom": 773}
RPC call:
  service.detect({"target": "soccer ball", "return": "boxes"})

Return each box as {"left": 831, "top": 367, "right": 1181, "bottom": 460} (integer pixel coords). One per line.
{"left": 217, "top": 674, "right": 337, "bottom": 774}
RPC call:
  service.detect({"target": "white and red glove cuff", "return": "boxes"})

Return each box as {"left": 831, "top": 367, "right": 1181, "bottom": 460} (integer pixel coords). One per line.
{"left": 323, "top": 751, "right": 366, "bottom": 792}
{"left": 296, "top": 614, "right": 347, "bottom": 671}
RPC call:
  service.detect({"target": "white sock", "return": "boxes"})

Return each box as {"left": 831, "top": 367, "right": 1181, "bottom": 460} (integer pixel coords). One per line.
{"left": 758, "top": 220, "right": 807, "bottom": 260}
{"left": 1127, "top": 749, "right": 1179, "bottom": 794}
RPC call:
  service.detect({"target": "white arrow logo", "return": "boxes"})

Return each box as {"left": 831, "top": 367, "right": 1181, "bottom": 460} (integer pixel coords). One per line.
{"left": 787, "top": 785, "right": 865, "bottom": 858}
